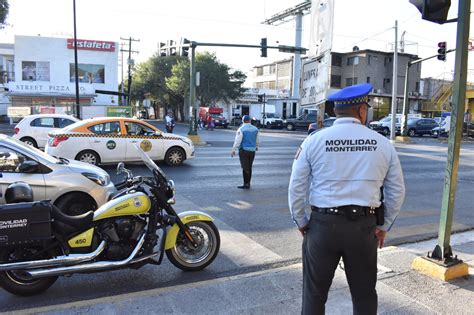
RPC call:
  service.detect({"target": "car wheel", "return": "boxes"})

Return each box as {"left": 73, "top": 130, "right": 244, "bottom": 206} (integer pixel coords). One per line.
{"left": 165, "top": 147, "right": 185, "bottom": 166}
{"left": 382, "top": 127, "right": 390, "bottom": 136}
{"left": 20, "top": 137, "right": 38, "bottom": 148}
{"left": 75, "top": 150, "right": 100, "bottom": 166}
{"left": 55, "top": 192, "right": 97, "bottom": 216}
{"left": 287, "top": 124, "right": 295, "bottom": 131}
{"left": 408, "top": 129, "right": 416, "bottom": 137}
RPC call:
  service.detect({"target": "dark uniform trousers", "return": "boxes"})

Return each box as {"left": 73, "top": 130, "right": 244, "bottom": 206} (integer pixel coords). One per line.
{"left": 239, "top": 149, "right": 256, "bottom": 186}
{"left": 302, "top": 211, "right": 378, "bottom": 315}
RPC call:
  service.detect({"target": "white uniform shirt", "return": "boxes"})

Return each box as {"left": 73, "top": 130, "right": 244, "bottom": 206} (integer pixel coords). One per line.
{"left": 288, "top": 117, "right": 405, "bottom": 231}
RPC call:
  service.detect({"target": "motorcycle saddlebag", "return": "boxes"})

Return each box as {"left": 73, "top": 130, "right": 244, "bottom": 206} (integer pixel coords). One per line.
{"left": 0, "top": 200, "right": 53, "bottom": 247}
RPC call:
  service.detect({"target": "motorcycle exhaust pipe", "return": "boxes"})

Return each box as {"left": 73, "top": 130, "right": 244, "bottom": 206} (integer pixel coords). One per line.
{"left": 0, "top": 241, "right": 106, "bottom": 272}
{"left": 27, "top": 233, "right": 146, "bottom": 279}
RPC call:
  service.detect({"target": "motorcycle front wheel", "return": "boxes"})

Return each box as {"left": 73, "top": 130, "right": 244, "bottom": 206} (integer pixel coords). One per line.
{"left": 166, "top": 221, "right": 220, "bottom": 271}
{"left": 0, "top": 247, "right": 58, "bottom": 296}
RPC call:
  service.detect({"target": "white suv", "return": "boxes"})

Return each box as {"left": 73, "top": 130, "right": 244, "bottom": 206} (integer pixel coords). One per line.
{"left": 13, "top": 114, "right": 79, "bottom": 149}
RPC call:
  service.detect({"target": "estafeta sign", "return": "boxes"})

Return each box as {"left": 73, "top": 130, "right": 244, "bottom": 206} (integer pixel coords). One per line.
{"left": 8, "top": 82, "right": 95, "bottom": 95}
{"left": 67, "top": 39, "right": 116, "bottom": 52}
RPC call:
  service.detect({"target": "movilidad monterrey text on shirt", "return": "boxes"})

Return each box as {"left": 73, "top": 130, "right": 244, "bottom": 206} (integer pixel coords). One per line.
{"left": 325, "top": 139, "right": 378, "bottom": 152}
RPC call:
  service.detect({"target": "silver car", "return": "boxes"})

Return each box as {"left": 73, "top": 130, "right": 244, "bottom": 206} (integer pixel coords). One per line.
{"left": 0, "top": 134, "right": 116, "bottom": 215}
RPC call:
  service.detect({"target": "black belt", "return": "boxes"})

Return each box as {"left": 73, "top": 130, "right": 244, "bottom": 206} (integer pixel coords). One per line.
{"left": 311, "top": 205, "right": 376, "bottom": 216}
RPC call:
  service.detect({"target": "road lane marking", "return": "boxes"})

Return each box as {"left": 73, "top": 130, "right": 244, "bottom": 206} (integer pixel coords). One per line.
{"left": 175, "top": 196, "right": 283, "bottom": 267}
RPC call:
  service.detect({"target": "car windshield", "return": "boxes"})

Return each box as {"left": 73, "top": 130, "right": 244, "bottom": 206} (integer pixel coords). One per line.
{"left": 61, "top": 119, "right": 87, "bottom": 132}
{"left": 408, "top": 118, "right": 419, "bottom": 124}
{"left": 5, "top": 136, "right": 59, "bottom": 164}
{"left": 266, "top": 113, "right": 279, "bottom": 118}
{"left": 133, "top": 144, "right": 168, "bottom": 180}
{"left": 380, "top": 117, "right": 391, "bottom": 122}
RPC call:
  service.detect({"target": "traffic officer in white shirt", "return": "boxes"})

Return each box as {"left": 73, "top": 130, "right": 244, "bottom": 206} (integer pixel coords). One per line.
{"left": 288, "top": 83, "right": 405, "bottom": 315}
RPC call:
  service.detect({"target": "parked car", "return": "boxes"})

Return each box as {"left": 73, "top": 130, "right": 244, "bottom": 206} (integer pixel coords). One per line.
{"left": 210, "top": 113, "right": 229, "bottom": 128}
{"left": 284, "top": 112, "right": 328, "bottom": 131}
{"left": 0, "top": 134, "right": 116, "bottom": 215}
{"left": 400, "top": 118, "right": 438, "bottom": 137}
{"left": 13, "top": 114, "right": 80, "bottom": 149}
{"left": 308, "top": 117, "right": 336, "bottom": 134}
{"left": 45, "top": 117, "right": 195, "bottom": 167}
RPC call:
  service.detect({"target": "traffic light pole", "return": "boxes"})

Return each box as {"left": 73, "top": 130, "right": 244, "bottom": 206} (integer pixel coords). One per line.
{"left": 188, "top": 43, "right": 198, "bottom": 137}
{"left": 400, "top": 49, "right": 455, "bottom": 136}
{"left": 431, "top": 0, "right": 470, "bottom": 263}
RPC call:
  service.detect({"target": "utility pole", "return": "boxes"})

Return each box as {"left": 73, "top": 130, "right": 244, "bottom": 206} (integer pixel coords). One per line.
{"left": 120, "top": 37, "right": 139, "bottom": 107}
{"left": 120, "top": 43, "right": 125, "bottom": 105}
{"left": 389, "top": 20, "right": 398, "bottom": 141}
{"left": 188, "top": 43, "right": 198, "bottom": 136}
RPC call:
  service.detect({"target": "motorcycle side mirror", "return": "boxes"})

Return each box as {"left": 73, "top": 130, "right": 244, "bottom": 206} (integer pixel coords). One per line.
{"left": 116, "top": 162, "right": 125, "bottom": 175}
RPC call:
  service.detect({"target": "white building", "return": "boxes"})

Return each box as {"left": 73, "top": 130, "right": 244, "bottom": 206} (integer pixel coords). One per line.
{"left": 2, "top": 35, "right": 119, "bottom": 119}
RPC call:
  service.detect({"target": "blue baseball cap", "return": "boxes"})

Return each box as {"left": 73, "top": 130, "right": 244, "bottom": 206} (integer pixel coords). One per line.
{"left": 327, "top": 83, "right": 372, "bottom": 107}
{"left": 242, "top": 115, "right": 251, "bottom": 122}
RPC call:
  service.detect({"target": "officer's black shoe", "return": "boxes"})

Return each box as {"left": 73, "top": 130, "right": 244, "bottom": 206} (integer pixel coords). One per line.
{"left": 237, "top": 184, "right": 250, "bottom": 189}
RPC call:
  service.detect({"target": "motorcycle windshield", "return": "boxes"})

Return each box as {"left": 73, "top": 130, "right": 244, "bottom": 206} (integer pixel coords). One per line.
{"left": 133, "top": 144, "right": 168, "bottom": 179}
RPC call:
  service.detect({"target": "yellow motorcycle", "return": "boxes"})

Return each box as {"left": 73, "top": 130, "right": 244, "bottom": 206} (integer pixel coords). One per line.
{"left": 0, "top": 147, "right": 220, "bottom": 296}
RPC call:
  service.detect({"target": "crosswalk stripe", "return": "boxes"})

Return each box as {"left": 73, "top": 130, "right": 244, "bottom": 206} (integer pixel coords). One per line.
{"left": 174, "top": 196, "right": 283, "bottom": 267}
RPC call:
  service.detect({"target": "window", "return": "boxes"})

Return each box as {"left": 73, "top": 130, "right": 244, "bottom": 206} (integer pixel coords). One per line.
{"left": 415, "top": 81, "right": 420, "bottom": 92}
{"left": 70, "top": 63, "right": 105, "bottom": 83}
{"left": 383, "top": 78, "right": 391, "bottom": 88}
{"left": 0, "top": 146, "right": 30, "bottom": 173}
{"left": 346, "top": 77, "right": 358, "bottom": 86}
{"left": 124, "top": 122, "right": 155, "bottom": 136}
{"left": 330, "top": 75, "right": 341, "bottom": 88}
{"left": 88, "top": 121, "right": 121, "bottom": 135}
{"left": 332, "top": 54, "right": 342, "bottom": 66}
{"left": 269, "top": 64, "right": 276, "bottom": 74}
{"left": 56, "top": 118, "right": 76, "bottom": 128}
{"left": 367, "top": 77, "right": 371, "bottom": 83}
{"left": 30, "top": 118, "right": 54, "bottom": 128}
{"left": 256, "top": 67, "right": 263, "bottom": 76}
{"left": 384, "top": 57, "right": 392, "bottom": 66}
{"left": 21, "top": 61, "right": 50, "bottom": 81}
{"left": 347, "top": 56, "right": 359, "bottom": 66}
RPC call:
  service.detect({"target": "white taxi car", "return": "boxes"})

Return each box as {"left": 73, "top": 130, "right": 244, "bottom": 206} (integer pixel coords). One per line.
{"left": 13, "top": 114, "right": 80, "bottom": 149}
{"left": 45, "top": 117, "right": 194, "bottom": 166}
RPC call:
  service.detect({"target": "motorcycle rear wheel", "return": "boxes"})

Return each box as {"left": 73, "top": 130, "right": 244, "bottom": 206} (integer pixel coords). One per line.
{"left": 166, "top": 221, "right": 220, "bottom": 271}
{"left": 0, "top": 247, "right": 58, "bottom": 296}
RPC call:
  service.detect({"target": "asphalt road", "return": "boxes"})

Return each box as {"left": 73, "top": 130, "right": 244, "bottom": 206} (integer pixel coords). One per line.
{"left": 1, "top": 123, "right": 473, "bottom": 310}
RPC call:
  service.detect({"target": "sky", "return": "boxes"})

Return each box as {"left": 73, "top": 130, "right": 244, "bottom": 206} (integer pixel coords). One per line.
{"left": 1, "top": 0, "right": 472, "bottom": 84}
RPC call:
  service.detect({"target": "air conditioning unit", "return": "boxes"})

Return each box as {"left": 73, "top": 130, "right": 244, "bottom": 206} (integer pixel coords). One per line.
{"left": 375, "top": 89, "right": 383, "bottom": 94}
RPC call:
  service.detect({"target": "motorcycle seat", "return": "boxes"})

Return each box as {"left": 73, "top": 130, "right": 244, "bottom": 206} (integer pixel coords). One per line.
{"left": 52, "top": 205, "right": 94, "bottom": 230}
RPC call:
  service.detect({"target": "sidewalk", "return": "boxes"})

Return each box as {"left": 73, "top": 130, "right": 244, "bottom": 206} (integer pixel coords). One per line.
{"left": 14, "top": 231, "right": 474, "bottom": 315}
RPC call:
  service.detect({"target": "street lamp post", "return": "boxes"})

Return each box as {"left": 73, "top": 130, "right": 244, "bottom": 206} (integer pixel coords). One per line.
{"left": 72, "top": 0, "right": 80, "bottom": 119}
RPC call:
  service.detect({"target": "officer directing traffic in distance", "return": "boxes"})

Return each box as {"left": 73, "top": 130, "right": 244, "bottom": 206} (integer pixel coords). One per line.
{"left": 288, "top": 83, "right": 405, "bottom": 315}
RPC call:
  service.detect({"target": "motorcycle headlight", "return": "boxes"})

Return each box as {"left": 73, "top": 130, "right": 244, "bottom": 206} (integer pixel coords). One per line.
{"left": 82, "top": 172, "right": 110, "bottom": 186}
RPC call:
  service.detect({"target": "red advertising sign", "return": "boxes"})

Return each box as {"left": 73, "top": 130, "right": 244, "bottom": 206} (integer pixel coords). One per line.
{"left": 67, "top": 39, "right": 116, "bottom": 52}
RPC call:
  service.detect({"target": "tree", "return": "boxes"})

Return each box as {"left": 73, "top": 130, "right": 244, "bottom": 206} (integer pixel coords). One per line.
{"left": 131, "top": 54, "right": 186, "bottom": 120}
{"left": 166, "top": 51, "right": 246, "bottom": 107}
{"left": 0, "top": 0, "right": 8, "bottom": 27}
{"left": 132, "top": 51, "right": 246, "bottom": 121}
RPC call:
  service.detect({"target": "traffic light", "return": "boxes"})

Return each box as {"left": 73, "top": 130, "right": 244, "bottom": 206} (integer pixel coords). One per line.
{"left": 181, "top": 38, "right": 190, "bottom": 57}
{"left": 159, "top": 42, "right": 167, "bottom": 57}
{"left": 260, "top": 38, "right": 267, "bottom": 58}
{"left": 437, "top": 41, "right": 447, "bottom": 61}
{"left": 257, "top": 94, "right": 265, "bottom": 103}
{"left": 409, "top": 0, "right": 451, "bottom": 24}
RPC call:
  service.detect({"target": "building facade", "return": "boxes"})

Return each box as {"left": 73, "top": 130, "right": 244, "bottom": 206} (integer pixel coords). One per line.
{"left": 1, "top": 35, "right": 119, "bottom": 120}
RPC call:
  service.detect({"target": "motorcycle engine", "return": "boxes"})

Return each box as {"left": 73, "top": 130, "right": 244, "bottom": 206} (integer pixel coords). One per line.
{"left": 101, "top": 217, "right": 146, "bottom": 261}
